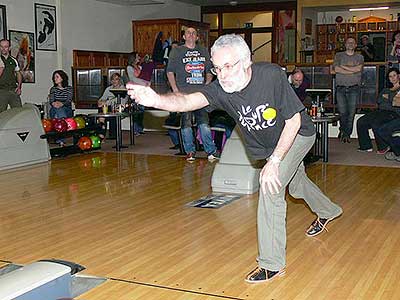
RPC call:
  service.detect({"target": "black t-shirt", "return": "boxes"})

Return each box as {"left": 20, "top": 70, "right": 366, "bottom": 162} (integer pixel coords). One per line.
{"left": 166, "top": 45, "right": 212, "bottom": 93}
{"left": 201, "top": 62, "right": 315, "bottom": 160}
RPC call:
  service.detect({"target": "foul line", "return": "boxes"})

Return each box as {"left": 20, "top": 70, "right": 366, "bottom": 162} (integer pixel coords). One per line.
{"left": 109, "top": 277, "right": 245, "bottom": 300}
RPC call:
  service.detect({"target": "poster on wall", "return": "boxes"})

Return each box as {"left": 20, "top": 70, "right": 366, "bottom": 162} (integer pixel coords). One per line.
{"left": 278, "top": 10, "right": 296, "bottom": 64}
{"left": 0, "top": 5, "right": 6, "bottom": 40}
{"left": 35, "top": 3, "right": 57, "bottom": 51}
{"left": 9, "top": 30, "right": 35, "bottom": 83}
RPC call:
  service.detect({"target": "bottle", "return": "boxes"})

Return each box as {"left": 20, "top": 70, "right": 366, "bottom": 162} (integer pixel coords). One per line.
{"left": 311, "top": 101, "right": 318, "bottom": 118}
{"left": 318, "top": 102, "right": 324, "bottom": 117}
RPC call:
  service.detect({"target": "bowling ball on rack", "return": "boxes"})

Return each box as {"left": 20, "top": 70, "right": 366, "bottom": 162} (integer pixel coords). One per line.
{"left": 42, "top": 119, "right": 53, "bottom": 133}
{"left": 80, "top": 114, "right": 94, "bottom": 127}
{"left": 65, "top": 118, "right": 77, "bottom": 131}
{"left": 53, "top": 119, "right": 68, "bottom": 133}
{"left": 89, "top": 135, "right": 101, "bottom": 149}
{"left": 77, "top": 136, "right": 92, "bottom": 151}
{"left": 74, "top": 116, "right": 86, "bottom": 129}
{"left": 51, "top": 118, "right": 59, "bottom": 128}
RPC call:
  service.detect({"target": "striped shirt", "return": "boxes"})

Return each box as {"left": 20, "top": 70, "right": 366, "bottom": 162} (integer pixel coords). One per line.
{"left": 49, "top": 86, "right": 73, "bottom": 107}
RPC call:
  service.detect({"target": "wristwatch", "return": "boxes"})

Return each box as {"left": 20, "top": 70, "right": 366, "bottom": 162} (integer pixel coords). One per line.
{"left": 269, "top": 155, "right": 281, "bottom": 164}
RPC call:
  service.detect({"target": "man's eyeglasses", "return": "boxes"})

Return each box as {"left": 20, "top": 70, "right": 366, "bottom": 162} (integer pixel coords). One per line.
{"left": 211, "top": 59, "right": 241, "bottom": 75}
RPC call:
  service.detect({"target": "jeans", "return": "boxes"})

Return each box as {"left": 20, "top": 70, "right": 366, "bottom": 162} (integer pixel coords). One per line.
{"left": 336, "top": 85, "right": 360, "bottom": 138}
{"left": 375, "top": 118, "right": 400, "bottom": 156}
{"left": 356, "top": 110, "right": 398, "bottom": 151}
{"left": 181, "top": 108, "right": 216, "bottom": 155}
{"left": 49, "top": 106, "right": 73, "bottom": 119}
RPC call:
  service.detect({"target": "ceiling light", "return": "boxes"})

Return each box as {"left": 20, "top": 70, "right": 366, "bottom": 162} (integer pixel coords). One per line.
{"left": 349, "top": 6, "right": 389, "bottom": 11}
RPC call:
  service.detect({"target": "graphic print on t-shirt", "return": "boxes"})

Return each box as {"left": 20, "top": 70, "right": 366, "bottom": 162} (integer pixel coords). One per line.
{"left": 237, "top": 103, "right": 277, "bottom": 132}
{"left": 183, "top": 50, "right": 206, "bottom": 85}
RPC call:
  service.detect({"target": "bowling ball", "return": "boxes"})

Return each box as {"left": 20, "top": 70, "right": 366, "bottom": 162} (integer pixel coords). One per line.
{"left": 77, "top": 136, "right": 92, "bottom": 150}
{"left": 90, "top": 135, "right": 101, "bottom": 149}
{"left": 51, "top": 118, "right": 60, "bottom": 128}
{"left": 74, "top": 117, "right": 86, "bottom": 129}
{"left": 65, "top": 118, "right": 77, "bottom": 131}
{"left": 42, "top": 119, "right": 53, "bottom": 133}
{"left": 53, "top": 119, "right": 68, "bottom": 133}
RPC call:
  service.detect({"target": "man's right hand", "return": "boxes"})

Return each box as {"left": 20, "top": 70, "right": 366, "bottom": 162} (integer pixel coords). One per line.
{"left": 126, "top": 82, "right": 160, "bottom": 108}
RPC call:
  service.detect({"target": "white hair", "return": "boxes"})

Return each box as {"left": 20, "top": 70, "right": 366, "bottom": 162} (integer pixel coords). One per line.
{"left": 211, "top": 34, "right": 252, "bottom": 68}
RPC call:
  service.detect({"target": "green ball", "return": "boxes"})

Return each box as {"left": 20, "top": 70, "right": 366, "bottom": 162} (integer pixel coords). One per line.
{"left": 90, "top": 135, "right": 101, "bottom": 148}
{"left": 74, "top": 117, "right": 86, "bottom": 129}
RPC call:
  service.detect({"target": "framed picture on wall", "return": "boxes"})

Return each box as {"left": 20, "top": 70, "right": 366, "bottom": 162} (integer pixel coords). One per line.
{"left": 0, "top": 5, "right": 7, "bottom": 40}
{"left": 9, "top": 30, "right": 35, "bottom": 83}
{"left": 34, "top": 3, "right": 57, "bottom": 51}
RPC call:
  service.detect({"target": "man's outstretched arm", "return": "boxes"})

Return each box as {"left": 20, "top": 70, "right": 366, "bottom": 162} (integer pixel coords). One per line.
{"left": 126, "top": 82, "right": 209, "bottom": 112}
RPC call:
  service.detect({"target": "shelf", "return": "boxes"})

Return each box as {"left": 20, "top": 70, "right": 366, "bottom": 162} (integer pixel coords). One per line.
{"left": 314, "top": 20, "right": 399, "bottom": 61}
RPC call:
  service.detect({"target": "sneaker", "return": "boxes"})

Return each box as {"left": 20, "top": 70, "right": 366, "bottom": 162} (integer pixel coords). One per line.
{"left": 207, "top": 152, "right": 220, "bottom": 161}
{"left": 186, "top": 152, "right": 196, "bottom": 161}
{"left": 305, "top": 214, "right": 341, "bottom": 237}
{"left": 357, "top": 148, "right": 373, "bottom": 153}
{"left": 245, "top": 266, "right": 285, "bottom": 284}
{"left": 385, "top": 151, "right": 399, "bottom": 161}
{"left": 376, "top": 147, "right": 390, "bottom": 155}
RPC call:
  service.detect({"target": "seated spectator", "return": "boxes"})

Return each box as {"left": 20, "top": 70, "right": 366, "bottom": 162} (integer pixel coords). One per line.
{"left": 377, "top": 118, "right": 400, "bottom": 162}
{"left": 357, "top": 68, "right": 400, "bottom": 154}
{"left": 359, "top": 35, "right": 375, "bottom": 62}
{"left": 288, "top": 68, "right": 310, "bottom": 103}
{"left": 48, "top": 69, "right": 73, "bottom": 146}
{"left": 97, "top": 72, "right": 127, "bottom": 139}
{"left": 49, "top": 70, "right": 73, "bottom": 119}
{"left": 126, "top": 52, "right": 150, "bottom": 135}
{"left": 376, "top": 85, "right": 400, "bottom": 161}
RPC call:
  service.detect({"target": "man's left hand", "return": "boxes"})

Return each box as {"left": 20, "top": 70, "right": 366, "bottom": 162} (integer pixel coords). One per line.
{"left": 260, "top": 160, "right": 282, "bottom": 195}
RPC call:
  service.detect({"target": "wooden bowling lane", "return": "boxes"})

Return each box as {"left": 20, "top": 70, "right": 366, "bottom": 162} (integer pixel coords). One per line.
{"left": 76, "top": 280, "right": 244, "bottom": 300}
{"left": 1, "top": 153, "right": 400, "bottom": 299}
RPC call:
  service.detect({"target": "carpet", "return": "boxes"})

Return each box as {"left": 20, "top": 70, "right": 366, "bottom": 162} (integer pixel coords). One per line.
{"left": 101, "top": 131, "right": 400, "bottom": 168}
{"left": 327, "top": 137, "right": 400, "bottom": 168}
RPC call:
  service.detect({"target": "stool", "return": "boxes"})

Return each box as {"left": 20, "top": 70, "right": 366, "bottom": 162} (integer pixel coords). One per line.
{"left": 163, "top": 124, "right": 185, "bottom": 155}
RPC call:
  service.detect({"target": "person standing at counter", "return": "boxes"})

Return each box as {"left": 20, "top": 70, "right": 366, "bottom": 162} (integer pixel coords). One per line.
{"left": 333, "top": 37, "right": 364, "bottom": 143}
{"left": 389, "top": 31, "right": 400, "bottom": 63}
{"left": 359, "top": 35, "right": 375, "bottom": 62}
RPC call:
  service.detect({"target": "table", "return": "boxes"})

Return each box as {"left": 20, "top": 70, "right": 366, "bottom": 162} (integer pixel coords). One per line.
{"left": 311, "top": 114, "right": 339, "bottom": 162}
{"left": 306, "top": 88, "right": 331, "bottom": 106}
{"left": 89, "top": 112, "right": 134, "bottom": 151}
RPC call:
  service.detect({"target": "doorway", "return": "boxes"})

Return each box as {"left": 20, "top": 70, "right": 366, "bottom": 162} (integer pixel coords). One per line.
{"left": 222, "top": 29, "right": 273, "bottom": 63}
